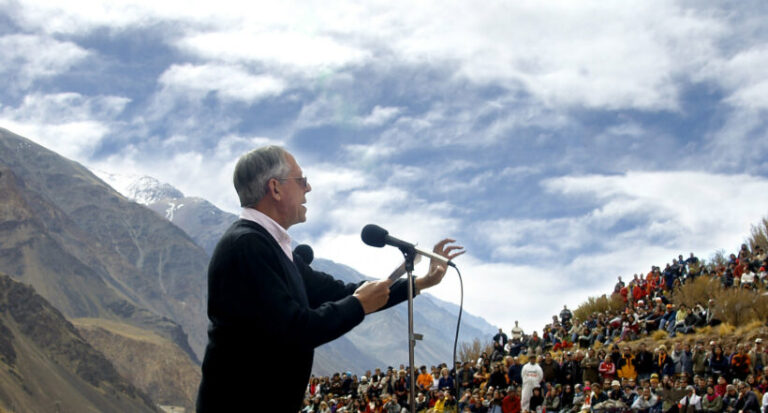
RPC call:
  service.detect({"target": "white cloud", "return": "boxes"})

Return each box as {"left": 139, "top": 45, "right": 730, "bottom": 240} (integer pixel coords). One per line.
{"left": 0, "top": 93, "right": 129, "bottom": 159}
{"left": 0, "top": 34, "right": 90, "bottom": 89}
{"left": 176, "top": 30, "right": 372, "bottom": 74}
{"left": 718, "top": 46, "right": 768, "bottom": 111}
{"left": 357, "top": 105, "right": 402, "bottom": 126}
{"left": 6, "top": 0, "right": 733, "bottom": 111}
{"left": 158, "top": 64, "right": 286, "bottom": 103}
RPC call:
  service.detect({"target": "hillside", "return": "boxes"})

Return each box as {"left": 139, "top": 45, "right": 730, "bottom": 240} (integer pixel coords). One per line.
{"left": 74, "top": 318, "right": 201, "bottom": 411}
{"left": 0, "top": 128, "right": 208, "bottom": 359}
{"left": 0, "top": 274, "right": 158, "bottom": 412}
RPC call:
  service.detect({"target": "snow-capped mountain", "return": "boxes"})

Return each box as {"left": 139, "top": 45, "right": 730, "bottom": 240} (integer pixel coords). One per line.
{"left": 96, "top": 172, "right": 237, "bottom": 255}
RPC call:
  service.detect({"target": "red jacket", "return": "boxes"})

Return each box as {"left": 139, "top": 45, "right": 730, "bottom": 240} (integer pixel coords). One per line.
{"left": 502, "top": 394, "right": 521, "bottom": 413}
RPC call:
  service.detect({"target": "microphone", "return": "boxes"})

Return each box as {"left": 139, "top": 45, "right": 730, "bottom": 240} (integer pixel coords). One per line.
{"left": 294, "top": 244, "right": 314, "bottom": 264}
{"left": 361, "top": 224, "right": 455, "bottom": 267}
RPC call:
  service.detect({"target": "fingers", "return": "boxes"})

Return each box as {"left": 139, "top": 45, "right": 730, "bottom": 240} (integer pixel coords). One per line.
{"left": 432, "top": 238, "right": 465, "bottom": 260}
{"left": 353, "top": 280, "right": 391, "bottom": 314}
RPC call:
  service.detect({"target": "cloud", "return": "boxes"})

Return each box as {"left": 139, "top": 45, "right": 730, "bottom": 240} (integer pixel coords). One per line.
{"left": 176, "top": 30, "right": 372, "bottom": 74}
{"left": 480, "top": 171, "right": 768, "bottom": 263}
{"left": 6, "top": 0, "right": 734, "bottom": 112}
{"left": 158, "top": 63, "right": 286, "bottom": 104}
{"left": 0, "top": 34, "right": 90, "bottom": 90}
{"left": 0, "top": 93, "right": 129, "bottom": 159}
{"left": 357, "top": 105, "right": 402, "bottom": 127}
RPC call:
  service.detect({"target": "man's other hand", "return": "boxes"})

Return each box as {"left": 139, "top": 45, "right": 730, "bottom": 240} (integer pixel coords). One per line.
{"left": 353, "top": 280, "right": 391, "bottom": 314}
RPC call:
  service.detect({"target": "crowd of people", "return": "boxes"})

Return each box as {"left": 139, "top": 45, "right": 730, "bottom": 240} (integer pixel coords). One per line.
{"left": 301, "top": 243, "right": 768, "bottom": 413}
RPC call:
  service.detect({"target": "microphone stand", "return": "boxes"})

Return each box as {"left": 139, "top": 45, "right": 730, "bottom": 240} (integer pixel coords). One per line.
{"left": 399, "top": 245, "right": 419, "bottom": 413}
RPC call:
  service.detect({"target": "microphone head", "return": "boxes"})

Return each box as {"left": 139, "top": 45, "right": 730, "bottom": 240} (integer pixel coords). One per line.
{"left": 293, "top": 244, "right": 314, "bottom": 264}
{"left": 361, "top": 224, "right": 388, "bottom": 248}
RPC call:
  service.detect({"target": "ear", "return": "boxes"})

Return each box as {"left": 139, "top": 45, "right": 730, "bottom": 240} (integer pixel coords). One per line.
{"left": 267, "top": 177, "right": 282, "bottom": 200}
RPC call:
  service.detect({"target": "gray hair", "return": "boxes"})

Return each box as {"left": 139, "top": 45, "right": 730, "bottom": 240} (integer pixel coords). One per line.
{"left": 233, "top": 145, "right": 291, "bottom": 207}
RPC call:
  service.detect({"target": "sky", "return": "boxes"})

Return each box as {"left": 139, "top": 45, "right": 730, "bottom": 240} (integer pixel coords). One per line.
{"left": 2, "top": 0, "right": 768, "bottom": 338}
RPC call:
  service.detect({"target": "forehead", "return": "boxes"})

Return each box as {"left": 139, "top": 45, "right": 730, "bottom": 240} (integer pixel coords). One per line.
{"left": 284, "top": 152, "right": 302, "bottom": 173}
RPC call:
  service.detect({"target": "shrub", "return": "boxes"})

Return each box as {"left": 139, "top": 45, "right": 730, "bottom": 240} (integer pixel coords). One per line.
{"left": 573, "top": 294, "right": 625, "bottom": 323}
{"left": 671, "top": 277, "right": 722, "bottom": 309}
{"left": 458, "top": 338, "right": 494, "bottom": 363}
{"left": 749, "top": 216, "right": 768, "bottom": 252}
{"left": 714, "top": 288, "right": 768, "bottom": 326}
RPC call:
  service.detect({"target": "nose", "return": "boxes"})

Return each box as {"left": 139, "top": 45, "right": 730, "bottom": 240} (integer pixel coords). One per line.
{"left": 305, "top": 181, "right": 312, "bottom": 193}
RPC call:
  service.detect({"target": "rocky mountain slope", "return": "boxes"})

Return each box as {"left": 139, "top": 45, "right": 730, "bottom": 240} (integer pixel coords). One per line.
{"left": 0, "top": 128, "right": 209, "bottom": 360}
{"left": 0, "top": 273, "right": 159, "bottom": 412}
{"left": 74, "top": 318, "right": 201, "bottom": 411}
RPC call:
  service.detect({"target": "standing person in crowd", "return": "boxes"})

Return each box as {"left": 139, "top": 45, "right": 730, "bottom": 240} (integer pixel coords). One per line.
{"left": 493, "top": 328, "right": 508, "bottom": 351}
{"left": 617, "top": 346, "right": 638, "bottom": 381}
{"left": 656, "top": 345, "right": 676, "bottom": 378}
{"left": 732, "top": 344, "right": 752, "bottom": 381}
{"left": 635, "top": 342, "right": 655, "bottom": 381}
{"left": 599, "top": 354, "right": 616, "bottom": 381}
{"left": 750, "top": 338, "right": 767, "bottom": 376}
{"left": 507, "top": 357, "right": 522, "bottom": 388}
{"left": 511, "top": 321, "right": 524, "bottom": 342}
{"left": 457, "top": 362, "right": 474, "bottom": 396}
{"left": 417, "top": 365, "right": 434, "bottom": 392}
{"left": 540, "top": 352, "right": 559, "bottom": 385}
{"left": 196, "top": 146, "right": 463, "bottom": 412}
{"left": 560, "top": 351, "right": 581, "bottom": 386}
{"left": 581, "top": 348, "right": 600, "bottom": 384}
{"left": 709, "top": 344, "right": 730, "bottom": 379}
{"left": 521, "top": 353, "right": 544, "bottom": 412}
{"left": 560, "top": 305, "right": 573, "bottom": 325}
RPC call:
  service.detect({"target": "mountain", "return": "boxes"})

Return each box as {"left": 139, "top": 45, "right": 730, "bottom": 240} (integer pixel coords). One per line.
{"left": 0, "top": 273, "right": 159, "bottom": 412}
{"left": 107, "top": 173, "right": 498, "bottom": 374}
{"left": 97, "top": 173, "right": 236, "bottom": 256}
{"left": 0, "top": 128, "right": 209, "bottom": 360}
{"left": 74, "top": 318, "right": 201, "bottom": 411}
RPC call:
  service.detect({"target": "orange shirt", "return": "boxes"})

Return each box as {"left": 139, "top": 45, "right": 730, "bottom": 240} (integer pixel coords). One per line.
{"left": 417, "top": 373, "right": 434, "bottom": 390}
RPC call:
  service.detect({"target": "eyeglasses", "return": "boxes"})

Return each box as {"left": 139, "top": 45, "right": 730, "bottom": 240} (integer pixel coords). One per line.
{"left": 279, "top": 176, "right": 309, "bottom": 188}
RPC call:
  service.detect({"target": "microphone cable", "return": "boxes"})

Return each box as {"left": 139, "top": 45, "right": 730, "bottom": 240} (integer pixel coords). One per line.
{"left": 451, "top": 265, "right": 463, "bottom": 403}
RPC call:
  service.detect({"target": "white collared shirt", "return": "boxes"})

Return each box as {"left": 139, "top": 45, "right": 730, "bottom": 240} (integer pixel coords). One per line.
{"left": 240, "top": 207, "right": 293, "bottom": 261}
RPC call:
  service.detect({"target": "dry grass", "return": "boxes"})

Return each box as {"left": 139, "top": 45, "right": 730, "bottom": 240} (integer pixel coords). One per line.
{"left": 736, "top": 320, "right": 765, "bottom": 335}
{"left": 651, "top": 330, "right": 668, "bottom": 341}
{"left": 573, "top": 294, "right": 625, "bottom": 322}
{"left": 718, "top": 323, "right": 736, "bottom": 337}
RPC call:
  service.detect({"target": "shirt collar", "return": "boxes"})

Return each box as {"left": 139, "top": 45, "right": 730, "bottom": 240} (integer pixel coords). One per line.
{"left": 240, "top": 207, "right": 293, "bottom": 261}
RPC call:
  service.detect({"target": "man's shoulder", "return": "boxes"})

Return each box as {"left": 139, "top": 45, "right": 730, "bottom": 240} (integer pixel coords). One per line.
{"left": 217, "top": 220, "right": 275, "bottom": 248}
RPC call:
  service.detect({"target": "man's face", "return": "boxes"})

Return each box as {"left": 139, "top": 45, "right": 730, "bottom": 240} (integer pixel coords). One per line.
{"left": 275, "top": 152, "right": 311, "bottom": 229}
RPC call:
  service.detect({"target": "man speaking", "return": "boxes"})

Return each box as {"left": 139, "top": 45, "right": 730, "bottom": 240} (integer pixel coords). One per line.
{"left": 196, "top": 146, "right": 463, "bottom": 412}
